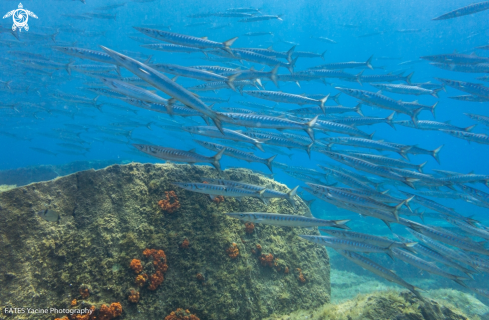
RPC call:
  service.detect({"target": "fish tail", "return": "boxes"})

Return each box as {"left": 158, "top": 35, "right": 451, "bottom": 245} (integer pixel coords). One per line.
{"left": 212, "top": 148, "right": 226, "bottom": 172}
{"left": 366, "top": 55, "right": 374, "bottom": 70}
{"left": 432, "top": 145, "right": 443, "bottom": 164}
{"left": 286, "top": 45, "right": 296, "bottom": 63}
{"left": 354, "top": 103, "right": 364, "bottom": 116}
{"left": 265, "top": 155, "right": 277, "bottom": 173}
{"left": 418, "top": 161, "right": 427, "bottom": 173}
{"left": 332, "top": 92, "right": 341, "bottom": 104}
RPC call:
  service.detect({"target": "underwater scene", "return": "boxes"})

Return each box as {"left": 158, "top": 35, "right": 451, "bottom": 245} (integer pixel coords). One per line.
{"left": 1, "top": 0, "right": 489, "bottom": 319}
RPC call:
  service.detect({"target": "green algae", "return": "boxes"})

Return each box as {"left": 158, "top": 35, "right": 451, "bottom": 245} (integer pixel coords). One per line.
{"left": 0, "top": 163, "right": 330, "bottom": 320}
{"left": 265, "top": 290, "right": 472, "bottom": 320}
{"left": 0, "top": 184, "right": 16, "bottom": 192}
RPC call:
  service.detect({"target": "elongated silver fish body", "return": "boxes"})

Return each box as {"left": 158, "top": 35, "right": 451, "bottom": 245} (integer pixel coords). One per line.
{"left": 336, "top": 250, "right": 422, "bottom": 298}
{"left": 194, "top": 140, "right": 276, "bottom": 173}
{"left": 227, "top": 212, "right": 349, "bottom": 228}
{"left": 133, "top": 144, "right": 225, "bottom": 171}
{"left": 173, "top": 182, "right": 266, "bottom": 200}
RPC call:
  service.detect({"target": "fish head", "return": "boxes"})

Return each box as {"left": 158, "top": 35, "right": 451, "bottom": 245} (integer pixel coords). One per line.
{"left": 225, "top": 212, "right": 254, "bottom": 222}
{"left": 172, "top": 182, "right": 193, "bottom": 190}
{"left": 100, "top": 45, "right": 132, "bottom": 65}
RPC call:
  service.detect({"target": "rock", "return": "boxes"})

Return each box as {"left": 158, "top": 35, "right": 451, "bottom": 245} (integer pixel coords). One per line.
{"left": 265, "top": 290, "right": 472, "bottom": 320}
{"left": 0, "top": 163, "right": 330, "bottom": 320}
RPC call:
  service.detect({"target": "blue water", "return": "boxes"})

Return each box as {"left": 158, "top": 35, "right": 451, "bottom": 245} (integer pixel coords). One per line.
{"left": 1, "top": 0, "right": 489, "bottom": 311}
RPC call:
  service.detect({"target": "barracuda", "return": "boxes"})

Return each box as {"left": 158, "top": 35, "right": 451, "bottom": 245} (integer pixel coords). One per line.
{"left": 314, "top": 119, "right": 374, "bottom": 138}
{"left": 173, "top": 182, "right": 267, "bottom": 202}
{"left": 465, "top": 112, "right": 489, "bottom": 126}
{"left": 422, "top": 53, "right": 489, "bottom": 65}
{"left": 300, "top": 235, "right": 395, "bottom": 259}
{"left": 400, "top": 191, "right": 477, "bottom": 225}
{"left": 391, "top": 248, "right": 468, "bottom": 287}
{"left": 436, "top": 78, "right": 489, "bottom": 100}
{"left": 321, "top": 229, "right": 416, "bottom": 250}
{"left": 52, "top": 46, "right": 118, "bottom": 65}
{"left": 244, "top": 90, "right": 328, "bottom": 112}
{"left": 318, "top": 166, "right": 375, "bottom": 191}
{"left": 297, "top": 69, "right": 363, "bottom": 84}
{"left": 226, "top": 212, "right": 350, "bottom": 229}
{"left": 216, "top": 113, "right": 318, "bottom": 141}
{"left": 346, "top": 152, "right": 427, "bottom": 173}
{"left": 321, "top": 137, "right": 411, "bottom": 159}
{"left": 331, "top": 112, "right": 395, "bottom": 129}
{"left": 182, "top": 126, "right": 265, "bottom": 151}
{"left": 394, "top": 120, "right": 476, "bottom": 132}
{"left": 307, "top": 183, "right": 410, "bottom": 221}
{"left": 383, "top": 142, "right": 443, "bottom": 164}
{"left": 441, "top": 129, "right": 489, "bottom": 145}
{"left": 290, "top": 104, "right": 363, "bottom": 116}
{"left": 319, "top": 150, "right": 418, "bottom": 189}
{"left": 100, "top": 46, "right": 224, "bottom": 131}
{"left": 335, "top": 87, "right": 420, "bottom": 123}
{"left": 433, "top": 1, "right": 489, "bottom": 20}
{"left": 457, "top": 184, "right": 489, "bottom": 206}
{"left": 99, "top": 77, "right": 170, "bottom": 108}
{"left": 133, "top": 144, "right": 225, "bottom": 171}
{"left": 372, "top": 83, "right": 440, "bottom": 97}
{"left": 243, "top": 131, "right": 313, "bottom": 157}
{"left": 189, "top": 80, "right": 257, "bottom": 92}
{"left": 151, "top": 63, "right": 237, "bottom": 87}
{"left": 141, "top": 43, "right": 203, "bottom": 53}
{"left": 403, "top": 239, "right": 476, "bottom": 279}
{"left": 194, "top": 140, "right": 276, "bottom": 173}
{"left": 122, "top": 98, "right": 204, "bottom": 120}
{"left": 336, "top": 250, "right": 423, "bottom": 299}
{"left": 309, "top": 56, "right": 373, "bottom": 70}
{"left": 206, "top": 179, "right": 297, "bottom": 206}
{"left": 134, "top": 27, "right": 238, "bottom": 53}
{"left": 407, "top": 222, "right": 489, "bottom": 256}
{"left": 210, "top": 48, "right": 297, "bottom": 73}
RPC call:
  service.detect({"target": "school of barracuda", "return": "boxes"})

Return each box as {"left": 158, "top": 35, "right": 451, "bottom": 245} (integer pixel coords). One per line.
{"left": 1, "top": 0, "right": 489, "bottom": 301}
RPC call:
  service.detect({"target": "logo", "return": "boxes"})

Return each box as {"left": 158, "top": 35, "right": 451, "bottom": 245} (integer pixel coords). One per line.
{"left": 3, "top": 3, "right": 37, "bottom": 32}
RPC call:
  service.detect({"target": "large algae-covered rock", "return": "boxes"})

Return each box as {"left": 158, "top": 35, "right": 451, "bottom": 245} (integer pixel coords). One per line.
{"left": 0, "top": 163, "right": 330, "bottom": 320}
{"left": 266, "top": 291, "right": 472, "bottom": 320}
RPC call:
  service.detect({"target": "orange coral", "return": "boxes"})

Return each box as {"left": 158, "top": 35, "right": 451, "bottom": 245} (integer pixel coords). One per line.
{"left": 164, "top": 308, "right": 200, "bottom": 320}
{"left": 135, "top": 274, "right": 148, "bottom": 287}
{"left": 69, "top": 306, "right": 95, "bottom": 320}
{"left": 256, "top": 244, "right": 262, "bottom": 251}
{"left": 245, "top": 222, "right": 255, "bottom": 234}
{"left": 180, "top": 239, "right": 189, "bottom": 249}
{"left": 259, "top": 254, "right": 274, "bottom": 267}
{"left": 128, "top": 289, "right": 140, "bottom": 303}
{"left": 98, "top": 303, "right": 122, "bottom": 320}
{"left": 55, "top": 317, "right": 69, "bottom": 320}
{"left": 297, "top": 268, "right": 306, "bottom": 283}
{"left": 130, "top": 259, "right": 143, "bottom": 274}
{"left": 196, "top": 273, "right": 205, "bottom": 282}
{"left": 148, "top": 271, "right": 164, "bottom": 291}
{"left": 79, "top": 288, "right": 89, "bottom": 299}
{"left": 158, "top": 191, "right": 181, "bottom": 213}
{"left": 212, "top": 195, "right": 224, "bottom": 204}
{"left": 226, "top": 243, "right": 239, "bottom": 259}
{"left": 71, "top": 299, "right": 77, "bottom": 306}
{"left": 285, "top": 267, "right": 289, "bottom": 274}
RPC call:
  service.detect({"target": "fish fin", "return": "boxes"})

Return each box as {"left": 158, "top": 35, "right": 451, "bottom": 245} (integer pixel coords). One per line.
{"left": 418, "top": 161, "right": 427, "bottom": 173}
{"left": 366, "top": 55, "right": 374, "bottom": 69}
{"left": 223, "top": 36, "right": 238, "bottom": 49}
{"left": 432, "top": 145, "right": 443, "bottom": 164}
{"left": 355, "top": 103, "right": 364, "bottom": 116}
{"left": 266, "top": 155, "right": 277, "bottom": 173}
